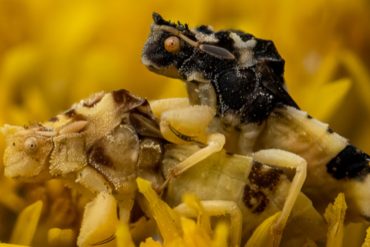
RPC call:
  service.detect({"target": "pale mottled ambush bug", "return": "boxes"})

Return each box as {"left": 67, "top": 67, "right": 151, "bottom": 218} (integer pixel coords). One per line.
{"left": 2, "top": 90, "right": 165, "bottom": 221}
{"left": 1, "top": 90, "right": 172, "bottom": 245}
{"left": 142, "top": 13, "right": 370, "bottom": 222}
{"left": 2, "top": 89, "right": 324, "bottom": 246}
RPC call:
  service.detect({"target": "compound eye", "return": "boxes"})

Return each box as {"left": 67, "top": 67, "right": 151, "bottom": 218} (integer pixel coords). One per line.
{"left": 164, "top": 36, "right": 181, "bottom": 53}
{"left": 24, "top": 137, "right": 38, "bottom": 153}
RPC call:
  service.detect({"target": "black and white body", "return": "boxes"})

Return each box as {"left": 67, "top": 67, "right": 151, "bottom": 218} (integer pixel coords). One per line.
{"left": 142, "top": 13, "right": 370, "bottom": 220}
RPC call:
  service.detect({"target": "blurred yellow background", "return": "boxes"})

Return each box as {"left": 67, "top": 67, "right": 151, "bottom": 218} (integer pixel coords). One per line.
{"left": 0, "top": 0, "right": 369, "bottom": 152}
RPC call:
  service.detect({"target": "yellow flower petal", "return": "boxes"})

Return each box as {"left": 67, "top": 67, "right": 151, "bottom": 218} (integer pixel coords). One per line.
{"left": 154, "top": 78, "right": 187, "bottom": 100}
{"left": 10, "top": 200, "right": 43, "bottom": 245}
{"left": 324, "top": 193, "right": 347, "bottom": 247}
{"left": 245, "top": 212, "right": 281, "bottom": 247}
{"left": 47, "top": 228, "right": 75, "bottom": 247}
{"left": 181, "top": 216, "right": 211, "bottom": 247}
{"left": 116, "top": 222, "right": 135, "bottom": 247}
{"left": 211, "top": 222, "right": 229, "bottom": 247}
{"left": 362, "top": 226, "right": 370, "bottom": 247}
{"left": 140, "top": 237, "right": 163, "bottom": 247}
{"left": 136, "top": 177, "right": 182, "bottom": 244}
{"left": 282, "top": 194, "right": 326, "bottom": 245}
{"left": 182, "top": 193, "right": 211, "bottom": 236}
{"left": 0, "top": 177, "right": 26, "bottom": 213}
{"left": 339, "top": 51, "right": 370, "bottom": 113}
{"left": 302, "top": 78, "right": 352, "bottom": 121}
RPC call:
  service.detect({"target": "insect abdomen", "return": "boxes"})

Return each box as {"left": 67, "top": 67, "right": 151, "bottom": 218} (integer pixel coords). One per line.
{"left": 253, "top": 105, "right": 370, "bottom": 218}
{"left": 255, "top": 106, "right": 348, "bottom": 171}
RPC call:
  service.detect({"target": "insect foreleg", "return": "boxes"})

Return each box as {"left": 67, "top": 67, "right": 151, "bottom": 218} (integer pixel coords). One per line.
{"left": 75, "top": 166, "right": 112, "bottom": 194}
{"left": 77, "top": 192, "right": 119, "bottom": 247}
{"left": 174, "top": 200, "right": 242, "bottom": 247}
{"left": 150, "top": 98, "right": 190, "bottom": 118}
{"left": 252, "top": 149, "right": 307, "bottom": 247}
{"left": 76, "top": 166, "right": 136, "bottom": 223}
{"left": 156, "top": 104, "right": 215, "bottom": 144}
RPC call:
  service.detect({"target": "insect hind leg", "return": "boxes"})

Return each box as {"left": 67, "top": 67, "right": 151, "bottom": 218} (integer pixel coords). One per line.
{"left": 252, "top": 149, "right": 307, "bottom": 247}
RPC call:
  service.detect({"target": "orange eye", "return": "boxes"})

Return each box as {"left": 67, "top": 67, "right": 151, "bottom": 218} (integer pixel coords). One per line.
{"left": 164, "top": 36, "right": 181, "bottom": 53}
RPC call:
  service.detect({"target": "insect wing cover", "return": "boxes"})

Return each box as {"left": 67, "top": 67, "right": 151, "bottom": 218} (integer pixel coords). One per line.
{"left": 199, "top": 44, "right": 235, "bottom": 60}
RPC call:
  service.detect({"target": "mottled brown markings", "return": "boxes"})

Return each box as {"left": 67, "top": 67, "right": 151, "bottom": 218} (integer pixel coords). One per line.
{"left": 112, "top": 89, "right": 130, "bottom": 104}
{"left": 129, "top": 112, "right": 162, "bottom": 138}
{"left": 27, "top": 124, "right": 54, "bottom": 134}
{"left": 243, "top": 185, "right": 268, "bottom": 213}
{"left": 64, "top": 108, "right": 86, "bottom": 121}
{"left": 136, "top": 100, "right": 153, "bottom": 116}
{"left": 83, "top": 95, "right": 103, "bottom": 108}
{"left": 112, "top": 89, "right": 146, "bottom": 112}
{"left": 82, "top": 102, "right": 94, "bottom": 108}
{"left": 242, "top": 161, "right": 283, "bottom": 213}
{"left": 137, "top": 138, "right": 163, "bottom": 168}
{"left": 74, "top": 114, "right": 86, "bottom": 121}
{"left": 49, "top": 116, "right": 59, "bottom": 122}
{"left": 249, "top": 162, "right": 283, "bottom": 189}
{"left": 64, "top": 109, "right": 76, "bottom": 118}
{"left": 89, "top": 145, "right": 113, "bottom": 168}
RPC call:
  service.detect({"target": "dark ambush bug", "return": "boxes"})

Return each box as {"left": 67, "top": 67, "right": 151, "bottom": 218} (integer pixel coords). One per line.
{"left": 142, "top": 12, "right": 370, "bottom": 221}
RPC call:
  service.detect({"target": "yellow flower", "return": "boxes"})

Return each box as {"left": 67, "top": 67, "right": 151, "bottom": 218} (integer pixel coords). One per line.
{"left": 136, "top": 178, "right": 229, "bottom": 247}
{"left": 324, "top": 193, "right": 347, "bottom": 247}
{"left": 10, "top": 200, "right": 42, "bottom": 246}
